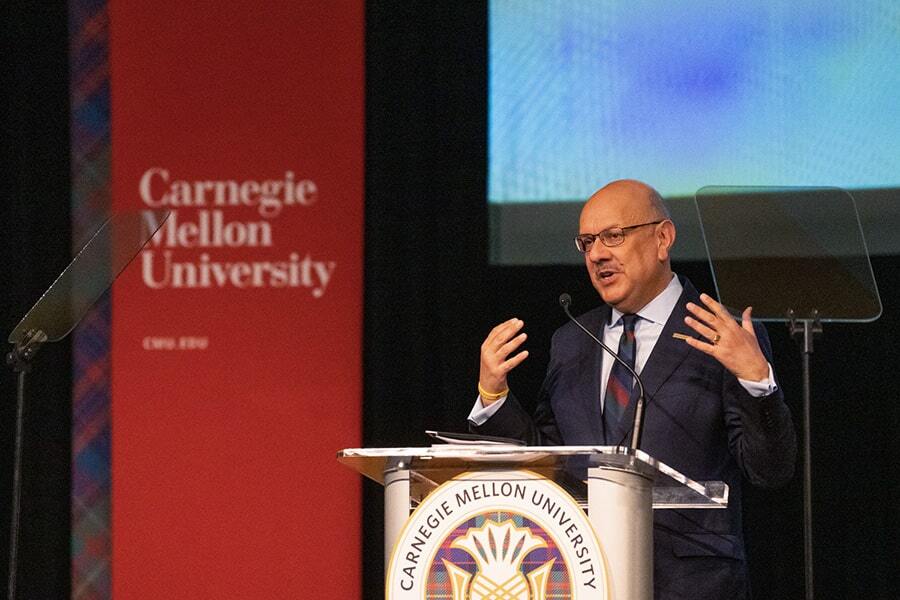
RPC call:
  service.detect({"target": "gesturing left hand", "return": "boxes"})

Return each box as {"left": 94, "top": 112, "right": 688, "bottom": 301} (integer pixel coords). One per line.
{"left": 683, "top": 293, "right": 769, "bottom": 381}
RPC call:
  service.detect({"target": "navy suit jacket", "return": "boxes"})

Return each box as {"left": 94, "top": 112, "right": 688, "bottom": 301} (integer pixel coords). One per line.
{"left": 472, "top": 278, "right": 796, "bottom": 599}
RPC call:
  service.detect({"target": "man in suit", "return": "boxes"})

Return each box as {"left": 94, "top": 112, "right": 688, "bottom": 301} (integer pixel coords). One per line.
{"left": 469, "top": 179, "right": 796, "bottom": 599}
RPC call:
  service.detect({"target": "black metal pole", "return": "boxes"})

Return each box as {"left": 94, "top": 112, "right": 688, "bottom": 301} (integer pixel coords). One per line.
{"left": 801, "top": 321, "right": 814, "bottom": 600}
{"left": 7, "top": 370, "right": 26, "bottom": 600}
{"left": 789, "top": 313, "right": 818, "bottom": 600}
{"left": 788, "top": 310, "right": 822, "bottom": 600}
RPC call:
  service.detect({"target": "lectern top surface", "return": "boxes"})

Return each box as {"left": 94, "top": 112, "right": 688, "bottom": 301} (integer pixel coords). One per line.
{"left": 337, "top": 445, "right": 728, "bottom": 510}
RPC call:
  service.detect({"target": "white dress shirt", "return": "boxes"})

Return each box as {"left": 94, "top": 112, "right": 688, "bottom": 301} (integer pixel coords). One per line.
{"left": 469, "top": 274, "right": 776, "bottom": 425}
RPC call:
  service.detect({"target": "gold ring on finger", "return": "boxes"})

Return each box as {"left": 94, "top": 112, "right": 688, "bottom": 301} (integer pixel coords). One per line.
{"left": 712, "top": 333, "right": 721, "bottom": 344}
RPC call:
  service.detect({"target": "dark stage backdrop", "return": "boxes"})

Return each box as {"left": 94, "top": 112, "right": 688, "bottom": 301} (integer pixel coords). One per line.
{"left": 0, "top": 2, "right": 897, "bottom": 599}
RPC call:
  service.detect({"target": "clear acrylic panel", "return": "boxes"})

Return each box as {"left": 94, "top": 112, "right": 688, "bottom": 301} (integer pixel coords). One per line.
{"left": 695, "top": 186, "right": 881, "bottom": 322}
{"left": 338, "top": 445, "right": 728, "bottom": 510}
{"left": 8, "top": 210, "right": 169, "bottom": 343}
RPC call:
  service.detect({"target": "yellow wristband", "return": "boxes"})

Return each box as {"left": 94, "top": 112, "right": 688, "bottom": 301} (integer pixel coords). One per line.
{"left": 478, "top": 383, "right": 509, "bottom": 401}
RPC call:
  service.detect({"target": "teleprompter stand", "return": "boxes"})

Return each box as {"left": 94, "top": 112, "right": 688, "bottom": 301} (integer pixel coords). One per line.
{"left": 695, "top": 186, "right": 881, "bottom": 600}
{"left": 4, "top": 210, "right": 168, "bottom": 600}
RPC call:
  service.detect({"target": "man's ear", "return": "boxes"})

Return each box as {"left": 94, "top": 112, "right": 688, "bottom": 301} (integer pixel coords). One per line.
{"left": 656, "top": 220, "right": 676, "bottom": 261}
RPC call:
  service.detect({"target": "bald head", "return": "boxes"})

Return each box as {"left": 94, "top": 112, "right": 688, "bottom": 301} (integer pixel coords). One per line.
{"left": 583, "top": 179, "right": 670, "bottom": 223}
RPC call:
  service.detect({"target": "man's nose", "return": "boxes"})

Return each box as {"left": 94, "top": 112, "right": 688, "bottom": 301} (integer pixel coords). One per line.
{"left": 588, "top": 240, "right": 612, "bottom": 262}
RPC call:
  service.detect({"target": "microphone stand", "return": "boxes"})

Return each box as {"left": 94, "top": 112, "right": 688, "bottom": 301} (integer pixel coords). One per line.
{"left": 559, "top": 294, "right": 647, "bottom": 450}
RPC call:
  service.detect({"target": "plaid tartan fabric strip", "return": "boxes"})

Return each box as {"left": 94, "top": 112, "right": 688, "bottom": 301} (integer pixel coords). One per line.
{"left": 69, "top": 0, "right": 112, "bottom": 598}
{"left": 602, "top": 314, "right": 638, "bottom": 436}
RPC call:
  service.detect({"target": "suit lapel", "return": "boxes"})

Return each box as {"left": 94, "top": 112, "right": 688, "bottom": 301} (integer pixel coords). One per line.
{"left": 608, "top": 278, "right": 702, "bottom": 445}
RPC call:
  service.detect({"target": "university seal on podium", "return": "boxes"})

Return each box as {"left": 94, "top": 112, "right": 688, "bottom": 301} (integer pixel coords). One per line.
{"left": 386, "top": 470, "right": 610, "bottom": 599}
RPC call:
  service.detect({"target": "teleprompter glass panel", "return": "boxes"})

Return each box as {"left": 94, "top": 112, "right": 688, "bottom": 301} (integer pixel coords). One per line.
{"left": 695, "top": 186, "right": 881, "bottom": 322}
{"left": 8, "top": 210, "right": 169, "bottom": 343}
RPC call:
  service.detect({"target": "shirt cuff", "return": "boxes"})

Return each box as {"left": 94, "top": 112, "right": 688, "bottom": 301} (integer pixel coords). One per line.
{"left": 737, "top": 362, "right": 778, "bottom": 397}
{"left": 467, "top": 394, "right": 508, "bottom": 425}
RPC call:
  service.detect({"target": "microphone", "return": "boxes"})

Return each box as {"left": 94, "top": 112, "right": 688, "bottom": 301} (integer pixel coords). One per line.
{"left": 558, "top": 293, "right": 647, "bottom": 450}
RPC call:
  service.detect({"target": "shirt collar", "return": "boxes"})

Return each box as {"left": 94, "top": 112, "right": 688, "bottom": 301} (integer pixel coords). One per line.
{"left": 610, "top": 274, "right": 683, "bottom": 327}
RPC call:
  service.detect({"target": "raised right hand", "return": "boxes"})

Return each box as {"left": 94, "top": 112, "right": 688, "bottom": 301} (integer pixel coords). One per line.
{"left": 479, "top": 318, "right": 529, "bottom": 405}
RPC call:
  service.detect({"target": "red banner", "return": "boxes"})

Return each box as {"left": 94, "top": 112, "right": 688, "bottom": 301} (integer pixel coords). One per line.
{"left": 108, "top": 3, "right": 363, "bottom": 597}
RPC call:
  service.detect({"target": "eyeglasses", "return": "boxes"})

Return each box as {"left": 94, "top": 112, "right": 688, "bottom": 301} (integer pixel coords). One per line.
{"left": 574, "top": 220, "right": 665, "bottom": 253}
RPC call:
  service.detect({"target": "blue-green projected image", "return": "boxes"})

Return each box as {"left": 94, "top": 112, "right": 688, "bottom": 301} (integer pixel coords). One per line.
{"left": 489, "top": 1, "right": 900, "bottom": 203}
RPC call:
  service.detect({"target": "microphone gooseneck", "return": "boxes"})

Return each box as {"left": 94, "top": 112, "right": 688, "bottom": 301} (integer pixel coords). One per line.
{"left": 558, "top": 293, "right": 647, "bottom": 450}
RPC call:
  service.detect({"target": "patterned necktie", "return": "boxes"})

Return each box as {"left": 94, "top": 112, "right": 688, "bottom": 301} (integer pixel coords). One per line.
{"left": 603, "top": 314, "right": 639, "bottom": 439}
